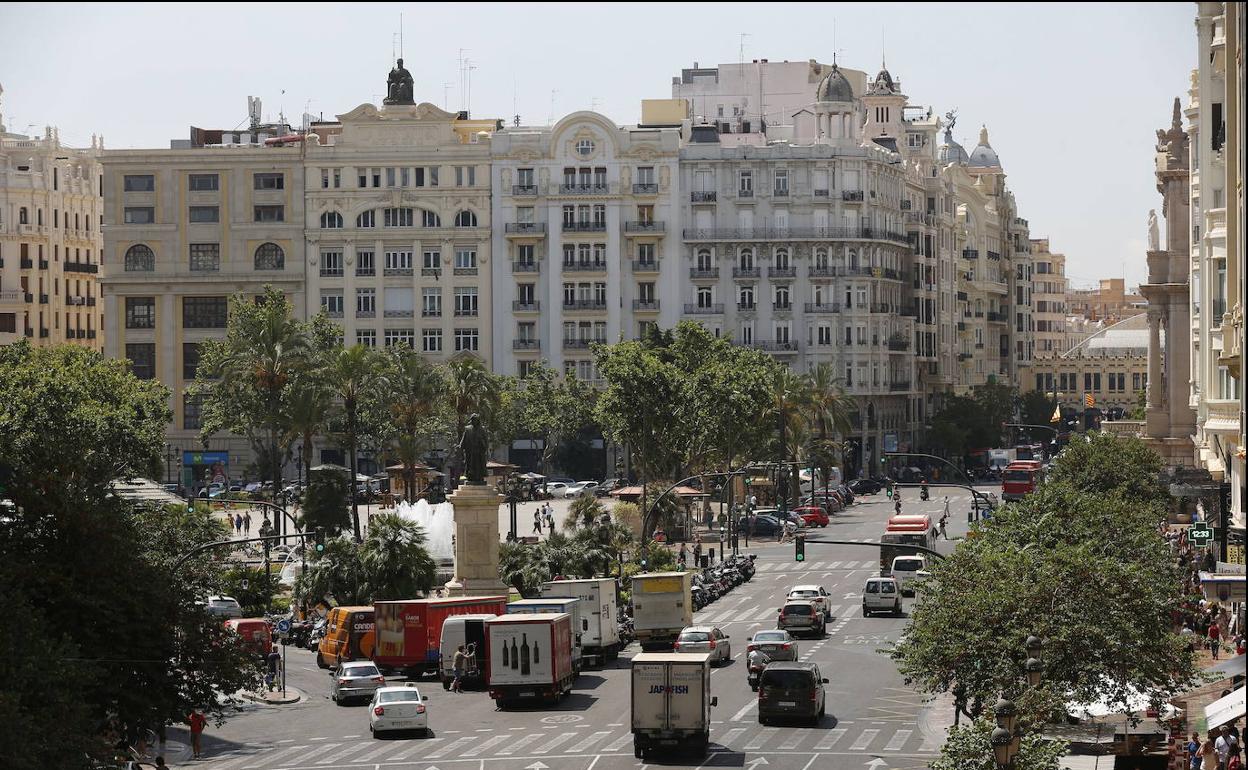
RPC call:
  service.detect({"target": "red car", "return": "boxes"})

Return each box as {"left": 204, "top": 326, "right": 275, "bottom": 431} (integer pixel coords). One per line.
{"left": 793, "top": 506, "right": 830, "bottom": 527}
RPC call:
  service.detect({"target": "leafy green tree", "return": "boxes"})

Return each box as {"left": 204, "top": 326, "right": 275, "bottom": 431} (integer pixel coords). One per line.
{"left": 325, "top": 344, "right": 390, "bottom": 539}
{"left": 296, "top": 537, "right": 367, "bottom": 606}
{"left": 444, "top": 356, "right": 502, "bottom": 480}
{"left": 1129, "top": 389, "right": 1147, "bottom": 420}
{"left": 807, "top": 363, "right": 854, "bottom": 498}
{"left": 1018, "top": 390, "right": 1058, "bottom": 435}
{"left": 360, "top": 513, "right": 438, "bottom": 600}
{"left": 595, "top": 336, "right": 686, "bottom": 483}
{"left": 1047, "top": 432, "right": 1167, "bottom": 505}
{"left": 565, "top": 494, "right": 606, "bottom": 530}
{"left": 767, "top": 366, "right": 813, "bottom": 504}
{"left": 219, "top": 565, "right": 280, "bottom": 617}
{"left": 503, "top": 362, "right": 599, "bottom": 485}
{"left": 284, "top": 374, "right": 332, "bottom": 490}
{"left": 384, "top": 347, "right": 447, "bottom": 502}
{"left": 499, "top": 541, "right": 550, "bottom": 597}
{"left": 930, "top": 719, "right": 1064, "bottom": 770}
{"left": 301, "top": 467, "right": 350, "bottom": 533}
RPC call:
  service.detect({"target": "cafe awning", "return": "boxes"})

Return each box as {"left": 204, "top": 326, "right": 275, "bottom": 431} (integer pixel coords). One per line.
{"left": 1205, "top": 685, "right": 1246, "bottom": 730}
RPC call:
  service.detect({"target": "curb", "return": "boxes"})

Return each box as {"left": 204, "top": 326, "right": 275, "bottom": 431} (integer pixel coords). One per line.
{"left": 241, "top": 685, "right": 304, "bottom": 705}
{"left": 918, "top": 691, "right": 955, "bottom": 750}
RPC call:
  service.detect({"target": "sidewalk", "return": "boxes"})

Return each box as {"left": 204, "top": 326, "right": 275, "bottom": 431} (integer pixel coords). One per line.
{"left": 241, "top": 685, "right": 304, "bottom": 705}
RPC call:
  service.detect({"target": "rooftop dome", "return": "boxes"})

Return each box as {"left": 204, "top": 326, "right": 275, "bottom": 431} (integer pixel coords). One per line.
{"left": 967, "top": 125, "right": 1001, "bottom": 168}
{"left": 817, "top": 63, "right": 854, "bottom": 102}
{"left": 938, "top": 126, "right": 969, "bottom": 165}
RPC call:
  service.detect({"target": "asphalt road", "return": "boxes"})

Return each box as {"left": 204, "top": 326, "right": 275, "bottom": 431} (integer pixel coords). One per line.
{"left": 182, "top": 488, "right": 984, "bottom": 770}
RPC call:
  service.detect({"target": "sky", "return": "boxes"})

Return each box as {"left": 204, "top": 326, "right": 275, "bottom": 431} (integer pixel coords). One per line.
{"left": 0, "top": 2, "right": 1194, "bottom": 289}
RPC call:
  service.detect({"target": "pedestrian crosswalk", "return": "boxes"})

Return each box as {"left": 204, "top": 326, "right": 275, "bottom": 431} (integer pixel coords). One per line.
{"left": 756, "top": 559, "right": 878, "bottom": 571}
{"left": 204, "top": 723, "right": 938, "bottom": 767}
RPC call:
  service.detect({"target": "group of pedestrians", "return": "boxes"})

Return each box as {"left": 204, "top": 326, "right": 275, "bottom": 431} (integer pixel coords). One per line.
{"left": 228, "top": 509, "right": 253, "bottom": 537}
{"left": 1189, "top": 723, "right": 1243, "bottom": 770}
{"left": 677, "top": 536, "right": 703, "bottom": 568}
{"left": 532, "top": 502, "right": 555, "bottom": 535}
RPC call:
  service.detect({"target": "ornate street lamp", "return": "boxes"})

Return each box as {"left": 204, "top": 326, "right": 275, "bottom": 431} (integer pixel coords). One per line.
{"left": 994, "top": 696, "right": 1018, "bottom": 735}
{"left": 990, "top": 726, "right": 1014, "bottom": 769}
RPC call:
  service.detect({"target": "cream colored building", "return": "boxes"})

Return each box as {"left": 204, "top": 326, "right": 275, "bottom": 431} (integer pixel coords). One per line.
{"left": 490, "top": 111, "right": 683, "bottom": 381}
{"left": 1041, "top": 314, "right": 1150, "bottom": 415}
{"left": 1030, "top": 238, "right": 1070, "bottom": 359}
{"left": 100, "top": 122, "right": 306, "bottom": 481}
{"left": 1068, "top": 278, "right": 1145, "bottom": 323}
{"left": 302, "top": 103, "right": 497, "bottom": 364}
{"left": 1188, "top": 1, "right": 1243, "bottom": 520}
{"left": 0, "top": 92, "right": 103, "bottom": 349}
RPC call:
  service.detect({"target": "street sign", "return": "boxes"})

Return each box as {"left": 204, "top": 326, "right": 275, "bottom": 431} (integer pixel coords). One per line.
{"left": 1190, "top": 524, "right": 1213, "bottom": 547}
{"left": 276, "top": 618, "right": 291, "bottom": 634}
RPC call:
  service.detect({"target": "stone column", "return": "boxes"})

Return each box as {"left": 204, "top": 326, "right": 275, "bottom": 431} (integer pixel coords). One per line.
{"left": 1145, "top": 308, "right": 1168, "bottom": 438}
{"left": 443, "top": 482, "right": 509, "bottom": 598}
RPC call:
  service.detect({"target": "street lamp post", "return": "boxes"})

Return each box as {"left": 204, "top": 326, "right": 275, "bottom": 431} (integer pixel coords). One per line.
{"left": 989, "top": 635, "right": 1044, "bottom": 770}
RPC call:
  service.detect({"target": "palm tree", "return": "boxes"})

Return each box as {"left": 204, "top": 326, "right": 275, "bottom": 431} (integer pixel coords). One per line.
{"left": 359, "top": 513, "right": 437, "bottom": 600}
{"left": 326, "top": 345, "right": 389, "bottom": 540}
{"left": 768, "top": 367, "right": 812, "bottom": 508}
{"left": 444, "top": 356, "right": 501, "bottom": 482}
{"left": 806, "top": 363, "right": 854, "bottom": 500}
{"left": 386, "top": 348, "right": 446, "bottom": 502}
{"left": 284, "top": 375, "right": 332, "bottom": 496}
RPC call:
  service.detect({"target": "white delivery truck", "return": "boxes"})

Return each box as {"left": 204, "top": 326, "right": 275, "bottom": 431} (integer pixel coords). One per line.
{"left": 539, "top": 577, "right": 621, "bottom": 666}
{"left": 506, "top": 598, "right": 583, "bottom": 674}
{"left": 437, "top": 613, "right": 497, "bottom": 690}
{"left": 631, "top": 652, "right": 717, "bottom": 760}
{"left": 484, "top": 612, "right": 575, "bottom": 708}
{"left": 630, "top": 572, "right": 693, "bottom": 651}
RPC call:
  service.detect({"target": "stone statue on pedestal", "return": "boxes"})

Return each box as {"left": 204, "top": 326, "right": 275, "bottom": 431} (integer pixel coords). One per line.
{"left": 384, "top": 59, "right": 415, "bottom": 106}
{"left": 456, "top": 413, "right": 489, "bottom": 484}
{"left": 1148, "top": 209, "right": 1159, "bottom": 251}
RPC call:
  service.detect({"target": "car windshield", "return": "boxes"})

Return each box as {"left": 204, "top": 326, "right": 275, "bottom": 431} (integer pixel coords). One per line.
{"left": 680, "top": 632, "right": 711, "bottom": 642}
{"left": 761, "top": 669, "right": 814, "bottom": 689}
{"left": 343, "top": 664, "right": 379, "bottom": 676}
{"left": 783, "top": 604, "right": 812, "bottom": 615}
{"left": 754, "top": 632, "right": 786, "bottom": 642}
{"left": 893, "top": 559, "right": 924, "bottom": 571}
{"left": 378, "top": 689, "right": 419, "bottom": 703}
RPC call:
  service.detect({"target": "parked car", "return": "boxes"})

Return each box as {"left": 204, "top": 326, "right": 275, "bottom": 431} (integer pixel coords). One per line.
{"left": 754, "top": 508, "right": 806, "bottom": 530}
{"left": 792, "top": 506, "right": 829, "bottom": 527}
{"left": 594, "top": 479, "right": 622, "bottom": 498}
{"left": 203, "top": 595, "right": 243, "bottom": 619}
{"left": 862, "top": 576, "right": 903, "bottom": 617}
{"left": 757, "top": 662, "right": 828, "bottom": 726}
{"left": 786, "top": 585, "right": 832, "bottom": 620}
{"left": 673, "top": 626, "right": 732, "bottom": 666}
{"left": 544, "top": 482, "right": 570, "bottom": 498}
{"left": 746, "top": 629, "right": 797, "bottom": 661}
{"left": 849, "top": 478, "right": 884, "bottom": 495}
{"left": 737, "top": 515, "right": 782, "bottom": 537}
{"left": 369, "top": 683, "right": 429, "bottom": 738}
{"left": 776, "top": 600, "right": 825, "bottom": 637}
{"left": 564, "top": 481, "right": 600, "bottom": 498}
{"left": 331, "top": 660, "right": 386, "bottom": 705}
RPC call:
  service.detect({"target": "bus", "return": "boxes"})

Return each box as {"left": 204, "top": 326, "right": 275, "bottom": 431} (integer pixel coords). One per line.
{"left": 879, "top": 514, "right": 936, "bottom": 575}
{"left": 1014, "top": 443, "right": 1045, "bottom": 462}
{"left": 1002, "top": 460, "right": 1043, "bottom": 502}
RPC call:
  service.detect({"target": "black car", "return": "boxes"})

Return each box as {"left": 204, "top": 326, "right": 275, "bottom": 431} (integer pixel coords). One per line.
{"left": 757, "top": 662, "right": 828, "bottom": 725}
{"left": 737, "top": 514, "right": 782, "bottom": 537}
{"left": 849, "top": 478, "right": 883, "bottom": 495}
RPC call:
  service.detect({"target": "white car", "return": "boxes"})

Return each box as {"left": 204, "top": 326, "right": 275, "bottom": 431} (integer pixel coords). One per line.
{"left": 674, "top": 625, "right": 732, "bottom": 665}
{"left": 544, "top": 482, "right": 569, "bottom": 498}
{"left": 787, "top": 585, "right": 832, "bottom": 620}
{"left": 862, "top": 577, "right": 903, "bottom": 617}
{"left": 370, "top": 683, "right": 429, "bottom": 738}
{"left": 204, "top": 595, "right": 243, "bottom": 619}
{"left": 564, "top": 481, "right": 600, "bottom": 498}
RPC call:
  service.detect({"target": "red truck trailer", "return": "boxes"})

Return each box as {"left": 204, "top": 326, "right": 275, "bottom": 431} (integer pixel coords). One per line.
{"left": 485, "top": 612, "right": 575, "bottom": 707}
{"left": 373, "top": 596, "right": 508, "bottom": 677}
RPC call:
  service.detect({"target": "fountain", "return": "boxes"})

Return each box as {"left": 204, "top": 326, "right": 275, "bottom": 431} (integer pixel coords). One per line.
{"left": 395, "top": 499, "right": 456, "bottom": 562}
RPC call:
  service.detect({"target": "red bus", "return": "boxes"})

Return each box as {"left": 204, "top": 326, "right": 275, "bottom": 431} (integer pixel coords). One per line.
{"left": 879, "top": 514, "right": 936, "bottom": 575}
{"left": 1002, "top": 460, "right": 1043, "bottom": 502}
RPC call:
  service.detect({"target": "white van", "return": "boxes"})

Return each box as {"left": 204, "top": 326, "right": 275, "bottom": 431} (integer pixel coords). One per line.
{"left": 862, "top": 577, "right": 902, "bottom": 617}
{"left": 437, "top": 614, "right": 497, "bottom": 690}
{"left": 890, "top": 555, "right": 928, "bottom": 596}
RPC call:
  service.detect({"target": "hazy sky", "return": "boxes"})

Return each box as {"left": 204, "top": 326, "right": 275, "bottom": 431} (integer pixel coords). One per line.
{"left": 0, "top": 2, "right": 1193, "bottom": 288}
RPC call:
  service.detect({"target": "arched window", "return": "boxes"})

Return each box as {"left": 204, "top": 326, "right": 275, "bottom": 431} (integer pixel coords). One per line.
{"left": 356, "top": 210, "right": 375, "bottom": 228}
{"left": 454, "top": 210, "right": 478, "bottom": 228}
{"left": 848, "top": 249, "right": 859, "bottom": 269}
{"left": 19, "top": 207, "right": 28, "bottom": 225}
{"left": 320, "top": 211, "right": 343, "bottom": 229}
{"left": 739, "top": 249, "right": 754, "bottom": 271}
{"left": 386, "top": 208, "right": 415, "bottom": 227}
{"left": 124, "top": 244, "right": 155, "bottom": 272}
{"left": 254, "top": 242, "right": 285, "bottom": 270}
{"left": 739, "top": 286, "right": 754, "bottom": 308}
{"left": 420, "top": 210, "right": 440, "bottom": 228}
{"left": 774, "top": 286, "right": 790, "bottom": 307}
{"left": 697, "top": 249, "right": 713, "bottom": 271}
{"left": 774, "top": 248, "right": 790, "bottom": 269}
{"left": 814, "top": 249, "right": 829, "bottom": 269}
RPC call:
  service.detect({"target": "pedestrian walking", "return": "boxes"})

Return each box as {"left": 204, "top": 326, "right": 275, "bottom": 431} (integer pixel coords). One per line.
{"left": 234, "top": 512, "right": 243, "bottom": 535}
{"left": 545, "top": 507, "right": 554, "bottom": 533}
{"left": 188, "top": 710, "right": 206, "bottom": 759}
{"left": 943, "top": 497, "right": 950, "bottom": 519}
{"left": 1189, "top": 732, "right": 1203, "bottom": 770}
{"left": 451, "top": 645, "right": 467, "bottom": 693}
{"left": 692, "top": 536, "right": 702, "bottom": 565}
{"left": 1201, "top": 735, "right": 1219, "bottom": 770}
{"left": 1217, "top": 728, "right": 1234, "bottom": 769}
{"left": 678, "top": 543, "right": 688, "bottom": 568}
{"left": 243, "top": 511, "right": 251, "bottom": 535}
{"left": 1209, "top": 620, "right": 1222, "bottom": 659}
{"left": 938, "top": 514, "right": 948, "bottom": 541}
{"left": 533, "top": 511, "right": 543, "bottom": 535}
{"left": 265, "top": 644, "right": 281, "bottom": 692}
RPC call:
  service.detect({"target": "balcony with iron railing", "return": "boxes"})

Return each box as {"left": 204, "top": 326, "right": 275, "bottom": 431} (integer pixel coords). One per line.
{"left": 691, "top": 191, "right": 717, "bottom": 203}
{"left": 512, "top": 300, "right": 541, "bottom": 312}
{"left": 887, "top": 335, "right": 910, "bottom": 352}
{"left": 986, "top": 311, "right": 1007, "bottom": 323}
{"left": 38, "top": 259, "right": 49, "bottom": 269}
{"left": 773, "top": 188, "right": 789, "bottom": 198}
{"left": 562, "top": 261, "right": 608, "bottom": 273}
{"left": 870, "top": 303, "right": 893, "bottom": 314}
{"left": 563, "top": 221, "right": 607, "bottom": 233}
{"left": 962, "top": 249, "right": 979, "bottom": 259}
{"left": 356, "top": 309, "right": 376, "bottom": 319}
{"left": 632, "top": 300, "right": 660, "bottom": 312}
{"left": 689, "top": 267, "right": 720, "bottom": 280}
{"left": 754, "top": 340, "right": 799, "bottom": 353}
{"left": 563, "top": 299, "right": 608, "bottom": 311}
{"left": 512, "top": 261, "right": 540, "bottom": 273}
{"left": 558, "top": 183, "right": 611, "bottom": 195}
{"left": 512, "top": 185, "right": 538, "bottom": 196}
{"left": 513, "top": 339, "right": 541, "bottom": 350}
{"left": 505, "top": 222, "right": 547, "bottom": 236}
{"left": 737, "top": 302, "right": 756, "bottom": 311}
{"left": 732, "top": 266, "right": 761, "bottom": 280}
{"left": 889, "top": 380, "right": 911, "bottom": 391}
{"left": 772, "top": 302, "right": 792, "bottom": 312}
{"left": 813, "top": 189, "right": 829, "bottom": 197}
{"left": 769, "top": 266, "right": 796, "bottom": 279}
{"left": 454, "top": 267, "right": 478, "bottom": 277}
{"left": 625, "top": 221, "right": 666, "bottom": 234}
{"left": 842, "top": 190, "right": 864, "bottom": 202}
{"left": 682, "top": 225, "right": 909, "bottom": 246}
{"left": 808, "top": 266, "right": 835, "bottom": 279}
{"left": 563, "top": 339, "right": 602, "bottom": 350}
{"left": 381, "top": 267, "right": 413, "bottom": 277}
{"left": 804, "top": 302, "right": 840, "bottom": 314}
{"left": 384, "top": 309, "right": 415, "bottom": 318}
{"left": 737, "top": 188, "right": 755, "bottom": 199}
{"left": 38, "top": 293, "right": 49, "bottom": 304}
{"left": 632, "top": 260, "right": 660, "bottom": 273}
{"left": 20, "top": 257, "right": 33, "bottom": 269}
{"left": 632, "top": 183, "right": 659, "bottom": 195}
{"left": 986, "top": 251, "right": 1001, "bottom": 261}
{"left": 683, "top": 303, "right": 724, "bottom": 315}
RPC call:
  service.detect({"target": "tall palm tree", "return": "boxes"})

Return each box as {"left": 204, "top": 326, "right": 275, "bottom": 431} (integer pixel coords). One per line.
{"left": 386, "top": 348, "right": 446, "bottom": 502}
{"left": 326, "top": 344, "right": 388, "bottom": 540}
{"left": 360, "top": 513, "right": 437, "bottom": 600}
{"left": 444, "top": 356, "right": 500, "bottom": 482}
{"left": 806, "top": 363, "right": 854, "bottom": 500}
{"left": 768, "top": 367, "right": 812, "bottom": 508}
{"left": 284, "top": 375, "right": 332, "bottom": 496}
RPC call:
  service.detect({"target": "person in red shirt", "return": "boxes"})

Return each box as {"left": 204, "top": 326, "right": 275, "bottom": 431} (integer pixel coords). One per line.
{"left": 1208, "top": 622, "right": 1222, "bottom": 660}
{"left": 188, "top": 710, "right": 206, "bottom": 759}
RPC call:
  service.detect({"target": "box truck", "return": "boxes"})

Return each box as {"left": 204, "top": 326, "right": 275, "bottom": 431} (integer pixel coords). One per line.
{"left": 506, "top": 598, "right": 583, "bottom": 673}
{"left": 630, "top": 572, "right": 693, "bottom": 650}
{"left": 539, "top": 577, "right": 622, "bottom": 666}
{"left": 373, "top": 596, "right": 507, "bottom": 677}
{"left": 485, "top": 612, "right": 575, "bottom": 707}
{"left": 631, "top": 652, "right": 717, "bottom": 760}
{"left": 437, "top": 613, "right": 498, "bottom": 690}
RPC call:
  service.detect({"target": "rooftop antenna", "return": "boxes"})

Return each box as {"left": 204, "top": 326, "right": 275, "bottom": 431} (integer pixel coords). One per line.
{"left": 466, "top": 60, "right": 477, "bottom": 117}
{"left": 457, "top": 48, "right": 471, "bottom": 110}
{"left": 443, "top": 82, "right": 453, "bottom": 111}
{"left": 738, "top": 32, "right": 750, "bottom": 64}
{"left": 399, "top": 12, "right": 403, "bottom": 59}
{"left": 882, "top": 24, "right": 886, "bottom": 70}
{"left": 548, "top": 89, "right": 559, "bottom": 125}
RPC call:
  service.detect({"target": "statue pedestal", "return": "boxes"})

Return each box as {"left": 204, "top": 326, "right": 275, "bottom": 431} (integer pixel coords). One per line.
{"left": 444, "top": 483, "right": 509, "bottom": 598}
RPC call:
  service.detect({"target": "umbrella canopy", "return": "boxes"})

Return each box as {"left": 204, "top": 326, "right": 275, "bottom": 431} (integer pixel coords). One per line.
{"left": 385, "top": 462, "right": 434, "bottom": 472}
{"left": 310, "top": 463, "right": 350, "bottom": 474}
{"left": 610, "top": 485, "right": 707, "bottom": 498}
{"left": 518, "top": 472, "right": 546, "bottom": 480}
{"left": 487, "top": 460, "right": 517, "bottom": 470}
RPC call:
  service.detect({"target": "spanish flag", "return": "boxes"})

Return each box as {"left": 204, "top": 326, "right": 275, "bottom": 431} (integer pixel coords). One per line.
{"left": 1084, "top": 393, "right": 1094, "bottom": 408}
{"left": 1050, "top": 404, "right": 1061, "bottom": 423}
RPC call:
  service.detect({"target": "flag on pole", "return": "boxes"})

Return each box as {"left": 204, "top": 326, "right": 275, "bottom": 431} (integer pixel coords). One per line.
{"left": 1084, "top": 393, "right": 1094, "bottom": 408}
{"left": 1050, "top": 404, "right": 1061, "bottom": 423}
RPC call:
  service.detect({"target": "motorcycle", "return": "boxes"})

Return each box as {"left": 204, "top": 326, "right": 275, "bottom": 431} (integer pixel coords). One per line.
{"left": 747, "top": 651, "right": 771, "bottom": 691}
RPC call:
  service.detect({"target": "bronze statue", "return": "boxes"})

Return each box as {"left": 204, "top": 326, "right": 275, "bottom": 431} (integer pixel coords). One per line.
{"left": 384, "top": 58, "right": 415, "bottom": 105}
{"left": 457, "top": 413, "right": 489, "bottom": 484}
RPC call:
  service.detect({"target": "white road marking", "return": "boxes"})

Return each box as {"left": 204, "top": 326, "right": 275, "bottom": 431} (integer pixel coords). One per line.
{"left": 778, "top": 732, "right": 805, "bottom": 749}
{"left": 353, "top": 741, "right": 403, "bottom": 763}
{"left": 387, "top": 738, "right": 440, "bottom": 761}
{"left": 283, "top": 743, "right": 338, "bottom": 766}
{"left": 730, "top": 700, "right": 758, "bottom": 722}
{"left": 463, "top": 735, "right": 511, "bottom": 757}
{"left": 566, "top": 730, "right": 612, "bottom": 753}
{"left": 315, "top": 742, "right": 370, "bottom": 765}
{"left": 814, "top": 727, "right": 848, "bottom": 749}
{"left": 718, "top": 727, "right": 748, "bottom": 746}
{"left": 744, "top": 727, "right": 779, "bottom": 749}
{"left": 849, "top": 728, "right": 881, "bottom": 750}
{"left": 884, "top": 729, "right": 913, "bottom": 750}
{"left": 602, "top": 733, "right": 634, "bottom": 752}
{"left": 425, "top": 735, "right": 478, "bottom": 759}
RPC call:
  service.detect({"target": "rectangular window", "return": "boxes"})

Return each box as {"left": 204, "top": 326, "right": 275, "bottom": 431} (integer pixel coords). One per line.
{"left": 454, "top": 328, "right": 479, "bottom": 352}
{"left": 188, "top": 206, "right": 219, "bottom": 223}
{"left": 423, "top": 250, "right": 440, "bottom": 270}
{"left": 422, "top": 288, "right": 442, "bottom": 316}
{"left": 385, "top": 208, "right": 414, "bottom": 227}
{"left": 253, "top": 205, "right": 284, "bottom": 222}
{"left": 183, "top": 393, "right": 203, "bottom": 430}
{"left": 385, "top": 251, "right": 413, "bottom": 271}
{"left": 320, "top": 292, "right": 344, "bottom": 315}
{"left": 123, "top": 207, "right": 155, "bottom": 224}
{"left": 356, "top": 329, "right": 377, "bottom": 348}
{"left": 125, "top": 297, "right": 156, "bottom": 329}
{"left": 182, "top": 342, "right": 201, "bottom": 380}
{"left": 421, "top": 328, "right": 442, "bottom": 352}
{"left": 454, "top": 287, "right": 479, "bottom": 316}
{"left": 124, "top": 175, "right": 155, "bottom": 192}
{"left": 637, "top": 166, "right": 655, "bottom": 186}
{"left": 774, "top": 169, "right": 789, "bottom": 195}
{"left": 454, "top": 248, "right": 477, "bottom": 270}
{"left": 356, "top": 288, "right": 376, "bottom": 315}
{"left": 182, "top": 297, "right": 228, "bottom": 328}
{"left": 124, "top": 344, "right": 154, "bottom": 379}
{"left": 320, "top": 250, "right": 344, "bottom": 277}
{"left": 384, "top": 328, "right": 416, "bottom": 348}
{"left": 253, "top": 172, "right": 285, "bottom": 190}
{"left": 188, "top": 173, "right": 219, "bottom": 191}
{"left": 189, "top": 243, "right": 220, "bottom": 272}
{"left": 356, "top": 250, "right": 375, "bottom": 276}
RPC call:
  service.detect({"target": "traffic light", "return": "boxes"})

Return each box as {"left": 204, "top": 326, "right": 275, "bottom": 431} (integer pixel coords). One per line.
{"left": 794, "top": 534, "right": 805, "bottom": 562}
{"left": 313, "top": 528, "right": 326, "bottom": 554}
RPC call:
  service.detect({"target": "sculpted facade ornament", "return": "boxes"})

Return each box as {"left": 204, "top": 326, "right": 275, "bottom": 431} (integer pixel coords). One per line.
{"left": 1148, "top": 209, "right": 1160, "bottom": 251}
{"left": 384, "top": 59, "right": 415, "bottom": 106}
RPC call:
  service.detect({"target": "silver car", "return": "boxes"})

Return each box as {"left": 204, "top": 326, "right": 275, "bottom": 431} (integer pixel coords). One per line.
{"left": 331, "top": 660, "right": 386, "bottom": 705}
{"left": 746, "top": 629, "right": 798, "bottom": 661}
{"left": 674, "top": 626, "right": 732, "bottom": 665}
